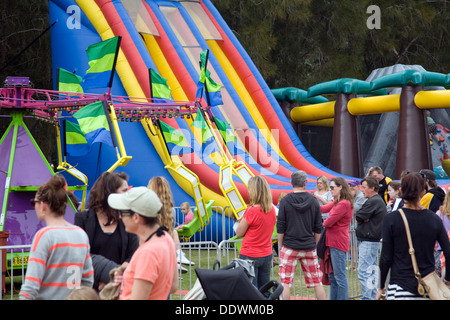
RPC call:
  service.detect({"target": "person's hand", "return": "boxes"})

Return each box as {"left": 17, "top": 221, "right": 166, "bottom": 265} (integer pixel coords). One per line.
{"left": 375, "top": 288, "right": 386, "bottom": 300}
{"left": 113, "top": 264, "right": 127, "bottom": 287}
{"left": 113, "top": 271, "right": 124, "bottom": 287}
{"left": 98, "top": 281, "right": 106, "bottom": 291}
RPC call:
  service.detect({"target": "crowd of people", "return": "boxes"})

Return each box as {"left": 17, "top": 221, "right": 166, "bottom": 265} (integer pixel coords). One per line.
{"left": 19, "top": 173, "right": 193, "bottom": 300}
{"left": 17, "top": 164, "right": 450, "bottom": 300}
{"left": 238, "top": 166, "right": 450, "bottom": 301}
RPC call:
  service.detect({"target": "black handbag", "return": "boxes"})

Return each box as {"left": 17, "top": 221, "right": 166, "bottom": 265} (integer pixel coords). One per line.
{"left": 316, "top": 227, "right": 327, "bottom": 259}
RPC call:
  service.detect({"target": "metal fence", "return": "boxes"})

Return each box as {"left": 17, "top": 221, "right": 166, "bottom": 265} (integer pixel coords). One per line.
{"left": 173, "top": 205, "right": 236, "bottom": 244}
{"left": 173, "top": 234, "right": 362, "bottom": 300}
{"left": 0, "top": 245, "right": 30, "bottom": 300}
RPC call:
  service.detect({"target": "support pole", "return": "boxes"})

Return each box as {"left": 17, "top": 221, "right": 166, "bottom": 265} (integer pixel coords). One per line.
{"left": 329, "top": 93, "right": 363, "bottom": 177}
{"left": 395, "top": 86, "right": 430, "bottom": 178}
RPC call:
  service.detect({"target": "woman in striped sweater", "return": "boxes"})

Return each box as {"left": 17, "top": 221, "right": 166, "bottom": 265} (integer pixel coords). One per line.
{"left": 19, "top": 175, "right": 94, "bottom": 300}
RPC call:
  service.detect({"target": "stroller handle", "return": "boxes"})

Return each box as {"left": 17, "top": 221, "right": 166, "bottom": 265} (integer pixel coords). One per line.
{"left": 259, "top": 280, "right": 283, "bottom": 300}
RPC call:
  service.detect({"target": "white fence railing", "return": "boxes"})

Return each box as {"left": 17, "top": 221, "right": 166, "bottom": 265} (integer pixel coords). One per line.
{"left": 0, "top": 245, "right": 31, "bottom": 300}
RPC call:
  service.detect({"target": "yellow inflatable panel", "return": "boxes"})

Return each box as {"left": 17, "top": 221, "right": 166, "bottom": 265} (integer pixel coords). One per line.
{"left": 348, "top": 94, "right": 400, "bottom": 115}
{"left": 415, "top": 90, "right": 450, "bottom": 110}
{"left": 290, "top": 101, "right": 335, "bottom": 123}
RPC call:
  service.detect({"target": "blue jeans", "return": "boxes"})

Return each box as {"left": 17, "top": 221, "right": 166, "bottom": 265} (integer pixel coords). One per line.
{"left": 357, "top": 241, "right": 380, "bottom": 300}
{"left": 239, "top": 254, "right": 272, "bottom": 295}
{"left": 328, "top": 247, "right": 349, "bottom": 300}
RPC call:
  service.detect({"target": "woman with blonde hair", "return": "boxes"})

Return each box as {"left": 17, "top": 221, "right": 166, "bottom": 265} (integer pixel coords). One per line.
{"left": 236, "top": 175, "right": 277, "bottom": 293}
{"left": 314, "top": 175, "right": 333, "bottom": 205}
{"left": 148, "top": 176, "right": 194, "bottom": 268}
{"left": 147, "top": 176, "right": 174, "bottom": 232}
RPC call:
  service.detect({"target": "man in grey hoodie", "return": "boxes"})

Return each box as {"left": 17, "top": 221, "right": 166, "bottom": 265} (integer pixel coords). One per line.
{"left": 277, "top": 170, "right": 327, "bottom": 300}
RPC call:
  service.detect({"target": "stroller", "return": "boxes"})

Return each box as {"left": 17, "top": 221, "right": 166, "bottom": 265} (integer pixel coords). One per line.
{"left": 190, "top": 258, "right": 283, "bottom": 300}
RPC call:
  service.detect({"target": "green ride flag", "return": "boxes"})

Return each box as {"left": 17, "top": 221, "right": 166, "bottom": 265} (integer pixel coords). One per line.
{"left": 65, "top": 120, "right": 89, "bottom": 156}
{"left": 191, "top": 108, "right": 213, "bottom": 144}
{"left": 82, "top": 36, "right": 120, "bottom": 90}
{"left": 73, "top": 101, "right": 113, "bottom": 147}
{"left": 150, "top": 69, "right": 172, "bottom": 99}
{"left": 213, "top": 116, "right": 235, "bottom": 144}
{"left": 159, "top": 120, "right": 192, "bottom": 155}
{"left": 58, "top": 68, "right": 83, "bottom": 93}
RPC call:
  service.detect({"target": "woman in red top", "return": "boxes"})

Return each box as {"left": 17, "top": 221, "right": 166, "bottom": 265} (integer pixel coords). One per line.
{"left": 320, "top": 177, "right": 354, "bottom": 300}
{"left": 236, "top": 176, "right": 277, "bottom": 293}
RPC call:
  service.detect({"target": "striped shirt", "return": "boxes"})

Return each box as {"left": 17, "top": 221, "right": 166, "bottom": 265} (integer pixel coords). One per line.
{"left": 19, "top": 225, "right": 94, "bottom": 300}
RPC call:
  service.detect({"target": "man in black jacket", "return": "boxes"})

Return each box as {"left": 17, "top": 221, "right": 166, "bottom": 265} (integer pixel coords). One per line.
{"left": 355, "top": 176, "right": 387, "bottom": 300}
{"left": 277, "top": 170, "right": 326, "bottom": 300}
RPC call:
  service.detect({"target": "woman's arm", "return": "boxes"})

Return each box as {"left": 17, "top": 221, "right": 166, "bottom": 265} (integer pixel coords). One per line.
{"left": 235, "top": 216, "right": 249, "bottom": 238}
{"left": 323, "top": 201, "right": 350, "bottom": 228}
{"left": 437, "top": 222, "right": 450, "bottom": 282}
{"left": 170, "top": 262, "right": 179, "bottom": 294}
{"left": 19, "top": 231, "right": 49, "bottom": 300}
{"left": 130, "top": 279, "right": 153, "bottom": 300}
{"left": 320, "top": 202, "right": 334, "bottom": 214}
{"left": 378, "top": 215, "right": 394, "bottom": 290}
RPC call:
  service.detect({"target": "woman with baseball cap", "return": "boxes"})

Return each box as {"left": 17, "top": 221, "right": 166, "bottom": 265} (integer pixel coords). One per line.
{"left": 108, "top": 187, "right": 178, "bottom": 300}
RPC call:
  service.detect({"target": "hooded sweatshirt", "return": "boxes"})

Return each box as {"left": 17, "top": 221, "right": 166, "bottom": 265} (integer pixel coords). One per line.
{"left": 421, "top": 187, "right": 446, "bottom": 213}
{"left": 277, "top": 192, "right": 323, "bottom": 251}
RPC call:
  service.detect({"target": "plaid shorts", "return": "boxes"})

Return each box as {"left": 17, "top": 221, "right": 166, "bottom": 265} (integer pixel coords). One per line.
{"left": 278, "top": 246, "right": 323, "bottom": 288}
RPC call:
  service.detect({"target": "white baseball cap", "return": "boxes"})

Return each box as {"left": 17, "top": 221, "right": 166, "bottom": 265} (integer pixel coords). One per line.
{"left": 108, "top": 187, "right": 162, "bottom": 218}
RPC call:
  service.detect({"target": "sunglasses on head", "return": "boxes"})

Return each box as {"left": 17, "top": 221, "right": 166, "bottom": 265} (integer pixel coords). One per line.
{"left": 418, "top": 170, "right": 428, "bottom": 180}
{"left": 404, "top": 170, "right": 427, "bottom": 180}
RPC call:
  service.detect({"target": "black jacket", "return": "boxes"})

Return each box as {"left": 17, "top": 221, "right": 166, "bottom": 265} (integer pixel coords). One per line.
{"left": 75, "top": 209, "right": 139, "bottom": 289}
{"left": 277, "top": 192, "right": 323, "bottom": 251}
{"left": 355, "top": 194, "right": 387, "bottom": 242}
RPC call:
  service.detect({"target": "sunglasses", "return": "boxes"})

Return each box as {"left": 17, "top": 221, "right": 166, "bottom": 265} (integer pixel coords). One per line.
{"left": 119, "top": 210, "right": 135, "bottom": 217}
{"left": 404, "top": 170, "right": 427, "bottom": 180}
{"left": 418, "top": 170, "right": 428, "bottom": 180}
{"left": 30, "top": 198, "right": 41, "bottom": 207}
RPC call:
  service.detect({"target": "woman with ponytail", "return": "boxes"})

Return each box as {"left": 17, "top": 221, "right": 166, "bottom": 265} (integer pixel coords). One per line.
{"left": 19, "top": 174, "right": 94, "bottom": 300}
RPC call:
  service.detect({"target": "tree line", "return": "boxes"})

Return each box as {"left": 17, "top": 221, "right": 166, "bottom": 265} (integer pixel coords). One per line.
{"left": 211, "top": 0, "right": 449, "bottom": 89}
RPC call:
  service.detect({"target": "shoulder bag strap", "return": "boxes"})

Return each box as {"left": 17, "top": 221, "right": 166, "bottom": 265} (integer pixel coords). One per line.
{"left": 398, "top": 209, "right": 426, "bottom": 295}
